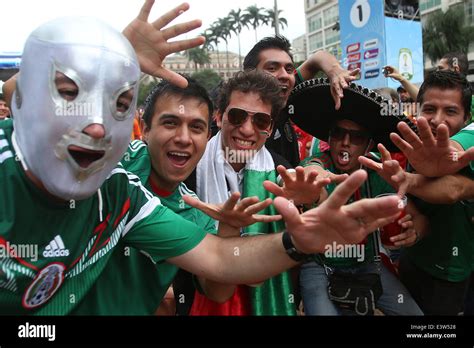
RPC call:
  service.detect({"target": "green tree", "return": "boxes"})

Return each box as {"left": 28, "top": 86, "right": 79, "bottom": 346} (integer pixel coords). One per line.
{"left": 243, "top": 5, "right": 269, "bottom": 43}
{"left": 228, "top": 8, "right": 248, "bottom": 69}
{"left": 214, "top": 17, "right": 233, "bottom": 72}
{"left": 137, "top": 79, "right": 158, "bottom": 107}
{"left": 206, "top": 25, "right": 224, "bottom": 73}
{"left": 184, "top": 47, "right": 210, "bottom": 72}
{"left": 266, "top": 8, "right": 288, "bottom": 35}
{"left": 191, "top": 69, "right": 222, "bottom": 93}
{"left": 422, "top": 6, "right": 474, "bottom": 65}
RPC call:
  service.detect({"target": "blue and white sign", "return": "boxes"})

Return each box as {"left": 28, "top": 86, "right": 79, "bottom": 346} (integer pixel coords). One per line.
{"left": 339, "top": 0, "right": 386, "bottom": 89}
{"left": 339, "top": 0, "right": 423, "bottom": 90}
{"left": 385, "top": 17, "right": 424, "bottom": 88}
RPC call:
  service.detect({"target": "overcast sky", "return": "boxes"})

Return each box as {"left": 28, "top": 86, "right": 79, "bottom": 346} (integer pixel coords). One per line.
{"left": 1, "top": 0, "right": 306, "bottom": 57}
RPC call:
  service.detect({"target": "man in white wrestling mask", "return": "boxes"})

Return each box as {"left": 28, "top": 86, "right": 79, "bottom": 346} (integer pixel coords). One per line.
{"left": 12, "top": 17, "right": 140, "bottom": 200}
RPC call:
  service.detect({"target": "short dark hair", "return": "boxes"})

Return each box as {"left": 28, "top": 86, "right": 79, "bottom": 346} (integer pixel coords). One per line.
{"left": 243, "top": 35, "right": 294, "bottom": 70}
{"left": 142, "top": 75, "right": 213, "bottom": 129}
{"left": 217, "top": 70, "right": 285, "bottom": 123}
{"left": 417, "top": 70, "right": 472, "bottom": 119}
{"left": 441, "top": 52, "right": 469, "bottom": 75}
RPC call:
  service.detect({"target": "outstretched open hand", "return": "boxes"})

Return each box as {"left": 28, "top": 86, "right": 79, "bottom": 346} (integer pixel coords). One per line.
{"left": 123, "top": 0, "right": 205, "bottom": 87}
{"left": 273, "top": 170, "right": 402, "bottom": 254}
{"left": 391, "top": 117, "right": 474, "bottom": 177}
{"left": 358, "top": 143, "right": 409, "bottom": 197}
{"left": 183, "top": 192, "right": 281, "bottom": 229}
{"left": 263, "top": 165, "right": 331, "bottom": 206}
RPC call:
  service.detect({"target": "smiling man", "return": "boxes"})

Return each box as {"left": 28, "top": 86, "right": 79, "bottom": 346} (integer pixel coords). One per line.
{"left": 141, "top": 79, "right": 210, "bottom": 188}
{"left": 361, "top": 71, "right": 474, "bottom": 315}
{"left": 243, "top": 36, "right": 359, "bottom": 167}
{"left": 189, "top": 70, "right": 295, "bottom": 315}
{"left": 396, "top": 72, "right": 474, "bottom": 315}
{"left": 185, "top": 70, "right": 329, "bottom": 316}
{"left": 136, "top": 78, "right": 221, "bottom": 315}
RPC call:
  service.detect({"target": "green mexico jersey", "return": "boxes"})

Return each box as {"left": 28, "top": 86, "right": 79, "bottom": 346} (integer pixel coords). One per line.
{"left": 406, "top": 196, "right": 474, "bottom": 282}
{"left": 406, "top": 126, "right": 474, "bottom": 281}
{"left": 123, "top": 141, "right": 216, "bottom": 237}
{"left": 0, "top": 120, "right": 206, "bottom": 315}
{"left": 452, "top": 123, "right": 474, "bottom": 171}
{"left": 301, "top": 152, "right": 395, "bottom": 267}
{"left": 72, "top": 140, "right": 216, "bottom": 315}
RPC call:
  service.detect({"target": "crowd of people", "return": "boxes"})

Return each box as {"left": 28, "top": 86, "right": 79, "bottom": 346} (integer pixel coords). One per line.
{"left": 0, "top": 0, "right": 473, "bottom": 317}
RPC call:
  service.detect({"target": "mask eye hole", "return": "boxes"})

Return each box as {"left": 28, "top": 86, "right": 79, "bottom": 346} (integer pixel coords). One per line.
{"left": 117, "top": 88, "right": 134, "bottom": 114}
{"left": 112, "top": 85, "right": 135, "bottom": 121}
{"left": 55, "top": 72, "right": 79, "bottom": 101}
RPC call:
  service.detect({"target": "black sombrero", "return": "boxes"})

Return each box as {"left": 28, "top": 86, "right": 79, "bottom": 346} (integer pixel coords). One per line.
{"left": 287, "top": 78, "right": 418, "bottom": 152}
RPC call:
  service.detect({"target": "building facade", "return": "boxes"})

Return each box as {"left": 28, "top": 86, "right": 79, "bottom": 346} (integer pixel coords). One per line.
{"left": 163, "top": 51, "right": 243, "bottom": 80}
{"left": 304, "top": 0, "right": 342, "bottom": 61}
{"left": 292, "top": 34, "right": 308, "bottom": 63}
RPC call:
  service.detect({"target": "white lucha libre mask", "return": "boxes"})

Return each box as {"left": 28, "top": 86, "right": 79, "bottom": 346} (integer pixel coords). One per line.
{"left": 12, "top": 17, "right": 140, "bottom": 200}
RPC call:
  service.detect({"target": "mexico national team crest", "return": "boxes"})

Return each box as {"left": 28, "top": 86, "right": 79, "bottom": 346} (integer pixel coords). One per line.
{"left": 22, "top": 263, "right": 65, "bottom": 309}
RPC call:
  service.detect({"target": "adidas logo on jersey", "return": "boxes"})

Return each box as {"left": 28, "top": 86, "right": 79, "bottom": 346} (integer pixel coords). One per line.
{"left": 43, "top": 235, "right": 70, "bottom": 258}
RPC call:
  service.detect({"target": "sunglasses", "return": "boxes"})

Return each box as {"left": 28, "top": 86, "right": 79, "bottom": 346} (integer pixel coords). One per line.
{"left": 226, "top": 107, "right": 272, "bottom": 131}
{"left": 329, "top": 126, "right": 371, "bottom": 145}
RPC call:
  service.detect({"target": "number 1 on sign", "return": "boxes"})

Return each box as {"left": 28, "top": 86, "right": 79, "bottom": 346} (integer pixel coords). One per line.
{"left": 350, "top": 0, "right": 371, "bottom": 28}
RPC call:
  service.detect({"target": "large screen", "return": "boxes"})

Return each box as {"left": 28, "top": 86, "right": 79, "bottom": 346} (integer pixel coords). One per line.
{"left": 384, "top": 0, "right": 420, "bottom": 20}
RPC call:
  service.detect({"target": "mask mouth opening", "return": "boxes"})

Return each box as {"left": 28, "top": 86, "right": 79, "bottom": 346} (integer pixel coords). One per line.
{"left": 68, "top": 145, "right": 105, "bottom": 168}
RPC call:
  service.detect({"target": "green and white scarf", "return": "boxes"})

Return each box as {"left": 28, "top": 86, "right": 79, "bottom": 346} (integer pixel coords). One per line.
{"left": 196, "top": 132, "right": 296, "bottom": 316}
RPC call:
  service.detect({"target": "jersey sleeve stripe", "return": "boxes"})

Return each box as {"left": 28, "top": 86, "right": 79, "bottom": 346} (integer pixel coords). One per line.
{"left": 178, "top": 184, "right": 197, "bottom": 198}
{"left": 129, "top": 140, "right": 147, "bottom": 152}
{"left": 0, "top": 150, "right": 13, "bottom": 163}
{"left": 108, "top": 167, "right": 158, "bottom": 202}
{"left": 122, "top": 197, "right": 161, "bottom": 237}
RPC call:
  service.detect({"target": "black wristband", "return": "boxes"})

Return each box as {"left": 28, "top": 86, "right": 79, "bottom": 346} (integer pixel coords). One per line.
{"left": 282, "top": 231, "right": 309, "bottom": 262}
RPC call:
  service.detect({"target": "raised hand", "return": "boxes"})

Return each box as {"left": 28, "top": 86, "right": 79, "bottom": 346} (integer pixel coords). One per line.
{"left": 273, "top": 170, "right": 402, "bottom": 254}
{"left": 304, "top": 162, "right": 349, "bottom": 184}
{"left": 263, "top": 165, "right": 330, "bottom": 206}
{"left": 123, "top": 0, "right": 205, "bottom": 87}
{"left": 328, "top": 68, "right": 360, "bottom": 110}
{"left": 183, "top": 192, "right": 282, "bottom": 229}
{"left": 358, "top": 143, "right": 409, "bottom": 197}
{"left": 391, "top": 117, "right": 474, "bottom": 177}
{"left": 383, "top": 65, "right": 403, "bottom": 81}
